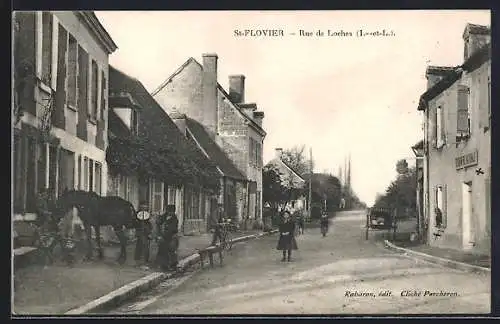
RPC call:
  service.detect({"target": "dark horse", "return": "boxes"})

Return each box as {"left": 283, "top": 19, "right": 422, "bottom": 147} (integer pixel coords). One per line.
{"left": 54, "top": 189, "right": 138, "bottom": 264}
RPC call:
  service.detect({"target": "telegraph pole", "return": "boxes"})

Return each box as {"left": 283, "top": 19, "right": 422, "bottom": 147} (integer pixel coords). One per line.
{"left": 308, "top": 147, "right": 313, "bottom": 220}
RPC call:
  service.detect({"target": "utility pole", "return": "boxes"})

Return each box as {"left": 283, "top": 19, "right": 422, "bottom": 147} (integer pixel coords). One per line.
{"left": 308, "top": 147, "right": 313, "bottom": 220}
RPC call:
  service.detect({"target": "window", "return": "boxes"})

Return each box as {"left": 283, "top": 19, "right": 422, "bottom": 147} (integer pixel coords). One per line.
{"left": 88, "top": 159, "right": 94, "bottom": 192}
{"left": 90, "top": 60, "right": 98, "bottom": 121}
{"left": 58, "top": 149, "right": 75, "bottom": 195}
{"left": 457, "top": 85, "right": 470, "bottom": 139}
{"left": 151, "top": 179, "right": 164, "bottom": 213}
{"left": 37, "top": 143, "right": 47, "bottom": 193}
{"left": 41, "top": 11, "right": 53, "bottom": 85}
{"left": 436, "top": 105, "right": 445, "bottom": 148}
{"left": 95, "top": 162, "right": 102, "bottom": 195}
{"left": 168, "top": 186, "right": 176, "bottom": 205}
{"left": 83, "top": 157, "right": 89, "bottom": 190}
{"left": 131, "top": 109, "right": 139, "bottom": 135}
{"left": 248, "top": 138, "right": 253, "bottom": 164}
{"left": 26, "top": 137, "right": 38, "bottom": 212}
{"left": 48, "top": 145, "right": 57, "bottom": 197}
{"left": 77, "top": 155, "right": 82, "bottom": 189}
{"left": 434, "top": 185, "right": 447, "bottom": 228}
{"left": 67, "top": 34, "right": 78, "bottom": 108}
{"left": 101, "top": 71, "right": 106, "bottom": 120}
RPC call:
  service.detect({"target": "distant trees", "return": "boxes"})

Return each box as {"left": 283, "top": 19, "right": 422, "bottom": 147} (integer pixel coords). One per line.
{"left": 373, "top": 159, "right": 416, "bottom": 218}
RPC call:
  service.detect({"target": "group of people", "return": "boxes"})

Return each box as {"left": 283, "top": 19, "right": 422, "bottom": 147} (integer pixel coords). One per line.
{"left": 276, "top": 210, "right": 329, "bottom": 262}
{"left": 134, "top": 203, "right": 179, "bottom": 271}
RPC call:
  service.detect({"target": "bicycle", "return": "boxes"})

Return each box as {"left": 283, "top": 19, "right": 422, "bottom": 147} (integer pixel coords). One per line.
{"left": 217, "top": 219, "right": 237, "bottom": 251}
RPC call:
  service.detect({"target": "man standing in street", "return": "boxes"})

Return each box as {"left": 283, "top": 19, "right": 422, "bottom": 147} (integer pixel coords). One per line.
{"left": 135, "top": 201, "right": 152, "bottom": 264}
{"left": 210, "top": 204, "right": 224, "bottom": 246}
{"left": 157, "top": 205, "right": 179, "bottom": 271}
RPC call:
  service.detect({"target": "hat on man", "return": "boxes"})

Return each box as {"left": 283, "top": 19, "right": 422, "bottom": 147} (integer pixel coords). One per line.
{"left": 166, "top": 205, "right": 176, "bottom": 213}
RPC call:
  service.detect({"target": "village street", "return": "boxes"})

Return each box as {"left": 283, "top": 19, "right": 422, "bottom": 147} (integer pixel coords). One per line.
{"left": 106, "top": 210, "right": 490, "bottom": 315}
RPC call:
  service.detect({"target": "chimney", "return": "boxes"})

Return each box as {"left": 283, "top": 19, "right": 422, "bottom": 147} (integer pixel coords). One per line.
{"left": 202, "top": 53, "right": 218, "bottom": 137}
{"left": 253, "top": 111, "right": 264, "bottom": 127}
{"left": 229, "top": 75, "right": 245, "bottom": 103}
{"left": 425, "top": 66, "right": 455, "bottom": 89}
{"left": 275, "top": 148, "right": 283, "bottom": 159}
{"left": 463, "top": 24, "right": 490, "bottom": 61}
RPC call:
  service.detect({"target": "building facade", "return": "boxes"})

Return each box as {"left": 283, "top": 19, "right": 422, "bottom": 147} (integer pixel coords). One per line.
{"left": 151, "top": 54, "right": 266, "bottom": 227}
{"left": 418, "top": 24, "right": 491, "bottom": 255}
{"left": 106, "top": 66, "right": 221, "bottom": 236}
{"left": 13, "top": 11, "right": 117, "bottom": 223}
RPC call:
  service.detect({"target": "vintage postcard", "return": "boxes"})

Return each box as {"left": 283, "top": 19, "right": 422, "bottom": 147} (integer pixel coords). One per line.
{"left": 12, "top": 10, "right": 491, "bottom": 316}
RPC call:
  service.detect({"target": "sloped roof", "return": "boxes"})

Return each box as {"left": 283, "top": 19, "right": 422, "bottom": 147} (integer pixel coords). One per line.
{"left": 417, "top": 43, "right": 491, "bottom": 111}
{"left": 151, "top": 56, "right": 266, "bottom": 136}
{"left": 266, "top": 157, "right": 305, "bottom": 182}
{"left": 107, "top": 65, "right": 221, "bottom": 190}
{"left": 185, "top": 118, "right": 246, "bottom": 181}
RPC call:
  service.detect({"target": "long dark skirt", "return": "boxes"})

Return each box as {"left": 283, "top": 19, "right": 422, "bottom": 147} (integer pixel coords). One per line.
{"left": 276, "top": 234, "right": 298, "bottom": 250}
{"left": 157, "top": 235, "right": 179, "bottom": 270}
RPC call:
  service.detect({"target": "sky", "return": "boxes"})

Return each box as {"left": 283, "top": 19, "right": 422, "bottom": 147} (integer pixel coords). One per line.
{"left": 95, "top": 10, "right": 490, "bottom": 206}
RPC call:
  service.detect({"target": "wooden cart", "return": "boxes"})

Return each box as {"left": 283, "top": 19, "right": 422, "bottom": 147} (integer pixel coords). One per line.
{"left": 365, "top": 207, "right": 397, "bottom": 241}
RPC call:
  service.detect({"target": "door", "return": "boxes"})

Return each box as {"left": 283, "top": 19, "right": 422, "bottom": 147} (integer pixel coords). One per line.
{"left": 462, "top": 182, "right": 472, "bottom": 249}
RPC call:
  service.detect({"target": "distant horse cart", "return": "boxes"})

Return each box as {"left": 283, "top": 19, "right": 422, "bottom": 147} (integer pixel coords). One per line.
{"left": 364, "top": 207, "right": 397, "bottom": 241}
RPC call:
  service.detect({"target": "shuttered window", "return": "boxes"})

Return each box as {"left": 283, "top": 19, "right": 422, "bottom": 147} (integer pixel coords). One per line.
{"left": 101, "top": 71, "right": 106, "bottom": 120}
{"left": 151, "top": 179, "right": 163, "bottom": 213}
{"left": 457, "top": 85, "right": 470, "bottom": 138}
{"left": 95, "top": 162, "right": 102, "bottom": 195}
{"left": 41, "top": 12, "right": 52, "bottom": 85}
{"left": 67, "top": 34, "right": 78, "bottom": 108}
{"left": 90, "top": 60, "right": 98, "bottom": 121}
{"left": 436, "top": 105, "right": 445, "bottom": 148}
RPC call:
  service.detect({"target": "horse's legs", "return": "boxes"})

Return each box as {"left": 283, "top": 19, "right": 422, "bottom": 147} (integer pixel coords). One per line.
{"left": 84, "top": 223, "right": 93, "bottom": 260}
{"left": 114, "top": 225, "right": 127, "bottom": 264}
{"left": 95, "top": 226, "right": 104, "bottom": 260}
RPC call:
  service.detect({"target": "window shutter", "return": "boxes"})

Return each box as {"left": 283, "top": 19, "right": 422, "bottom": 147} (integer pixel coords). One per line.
{"left": 457, "top": 86, "right": 470, "bottom": 134}
{"left": 440, "top": 105, "right": 446, "bottom": 145}
{"left": 442, "top": 184, "right": 447, "bottom": 228}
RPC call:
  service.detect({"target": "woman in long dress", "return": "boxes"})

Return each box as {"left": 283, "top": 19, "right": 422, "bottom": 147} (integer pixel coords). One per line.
{"left": 276, "top": 211, "right": 298, "bottom": 262}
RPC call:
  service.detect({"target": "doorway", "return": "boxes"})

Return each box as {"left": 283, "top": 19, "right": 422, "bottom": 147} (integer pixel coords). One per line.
{"left": 462, "top": 181, "right": 473, "bottom": 250}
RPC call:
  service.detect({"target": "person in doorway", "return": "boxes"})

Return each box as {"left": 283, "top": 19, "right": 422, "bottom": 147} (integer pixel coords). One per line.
{"left": 276, "top": 211, "right": 298, "bottom": 262}
{"left": 157, "top": 205, "right": 179, "bottom": 271}
{"left": 435, "top": 207, "right": 443, "bottom": 228}
{"left": 211, "top": 204, "right": 224, "bottom": 246}
{"left": 135, "top": 201, "right": 152, "bottom": 264}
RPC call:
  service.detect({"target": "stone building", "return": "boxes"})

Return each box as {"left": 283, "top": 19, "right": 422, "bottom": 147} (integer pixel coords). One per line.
{"left": 13, "top": 11, "right": 117, "bottom": 223}
{"left": 418, "top": 23, "right": 491, "bottom": 255}
{"left": 151, "top": 54, "right": 266, "bottom": 227}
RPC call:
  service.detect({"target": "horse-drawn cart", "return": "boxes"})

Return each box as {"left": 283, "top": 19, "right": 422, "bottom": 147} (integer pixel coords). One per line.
{"left": 365, "top": 207, "right": 397, "bottom": 241}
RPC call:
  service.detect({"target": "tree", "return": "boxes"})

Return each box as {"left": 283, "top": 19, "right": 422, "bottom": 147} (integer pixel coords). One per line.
{"left": 373, "top": 159, "right": 417, "bottom": 218}
{"left": 280, "top": 145, "right": 314, "bottom": 176}
{"left": 262, "top": 165, "right": 305, "bottom": 215}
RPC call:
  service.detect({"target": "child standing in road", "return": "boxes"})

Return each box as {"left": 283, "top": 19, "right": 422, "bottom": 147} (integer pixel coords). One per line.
{"left": 276, "top": 211, "right": 298, "bottom": 262}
